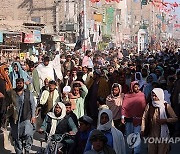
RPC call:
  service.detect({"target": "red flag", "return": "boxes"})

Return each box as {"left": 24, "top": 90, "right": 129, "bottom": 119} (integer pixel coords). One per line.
{"left": 173, "top": 2, "right": 178, "bottom": 7}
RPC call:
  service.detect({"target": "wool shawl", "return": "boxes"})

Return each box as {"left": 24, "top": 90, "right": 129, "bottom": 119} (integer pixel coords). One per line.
{"left": 122, "top": 82, "right": 146, "bottom": 126}
{"left": 106, "top": 83, "right": 124, "bottom": 120}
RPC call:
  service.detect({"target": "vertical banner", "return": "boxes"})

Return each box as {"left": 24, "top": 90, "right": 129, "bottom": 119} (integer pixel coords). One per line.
{"left": 141, "top": 0, "right": 147, "bottom": 5}
{"left": 0, "top": 32, "right": 3, "bottom": 43}
{"left": 34, "top": 30, "right": 41, "bottom": 43}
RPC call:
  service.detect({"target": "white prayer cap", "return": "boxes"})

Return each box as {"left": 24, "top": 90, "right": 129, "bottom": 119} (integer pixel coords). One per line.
{"left": 63, "top": 86, "right": 71, "bottom": 93}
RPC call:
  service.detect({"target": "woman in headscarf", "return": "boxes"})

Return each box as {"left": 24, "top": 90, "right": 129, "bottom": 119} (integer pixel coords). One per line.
{"left": 143, "top": 73, "right": 158, "bottom": 98}
{"left": 9, "top": 62, "right": 30, "bottom": 88}
{"left": 141, "top": 88, "right": 178, "bottom": 154}
{"left": 122, "top": 81, "right": 146, "bottom": 154}
{"left": 106, "top": 83, "right": 124, "bottom": 131}
{"left": 134, "top": 72, "right": 146, "bottom": 91}
{"left": 0, "top": 64, "right": 12, "bottom": 125}
{"left": 38, "top": 102, "right": 78, "bottom": 137}
{"left": 85, "top": 109, "right": 126, "bottom": 154}
{"left": 0, "top": 64, "right": 12, "bottom": 92}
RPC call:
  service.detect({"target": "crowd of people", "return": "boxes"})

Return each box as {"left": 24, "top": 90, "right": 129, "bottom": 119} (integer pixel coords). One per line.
{"left": 0, "top": 46, "right": 179, "bottom": 154}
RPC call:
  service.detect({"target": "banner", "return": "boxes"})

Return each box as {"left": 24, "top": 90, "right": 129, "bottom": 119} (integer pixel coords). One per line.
{"left": 24, "top": 32, "right": 34, "bottom": 43}
{"left": 34, "top": 30, "right": 41, "bottom": 43}
{"left": 141, "top": 0, "right": 147, "bottom": 5}
{"left": 0, "top": 32, "right": 3, "bottom": 43}
{"left": 93, "top": 14, "right": 103, "bottom": 22}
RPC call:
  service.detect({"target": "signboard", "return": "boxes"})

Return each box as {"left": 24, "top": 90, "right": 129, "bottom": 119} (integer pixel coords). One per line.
{"left": 24, "top": 30, "right": 41, "bottom": 43}
{"left": 4, "top": 33, "right": 22, "bottom": 44}
{"left": 93, "top": 14, "right": 103, "bottom": 22}
{"left": 24, "top": 32, "right": 34, "bottom": 43}
{"left": 19, "top": 53, "right": 26, "bottom": 60}
{"left": 34, "top": 30, "right": 41, "bottom": 43}
{"left": 52, "top": 35, "right": 64, "bottom": 42}
{"left": 0, "top": 32, "right": 3, "bottom": 43}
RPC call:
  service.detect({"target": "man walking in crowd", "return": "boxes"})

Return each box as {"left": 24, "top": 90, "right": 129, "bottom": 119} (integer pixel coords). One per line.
{"left": 39, "top": 80, "right": 60, "bottom": 119}
{"left": 4, "top": 78, "right": 36, "bottom": 154}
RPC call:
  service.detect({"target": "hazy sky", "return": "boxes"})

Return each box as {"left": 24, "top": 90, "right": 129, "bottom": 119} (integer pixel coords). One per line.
{"left": 166, "top": 0, "right": 180, "bottom": 21}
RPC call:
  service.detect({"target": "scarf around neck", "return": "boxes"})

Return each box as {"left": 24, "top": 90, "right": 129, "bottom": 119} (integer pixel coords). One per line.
{"left": 152, "top": 88, "right": 169, "bottom": 138}
{"left": 47, "top": 102, "right": 66, "bottom": 136}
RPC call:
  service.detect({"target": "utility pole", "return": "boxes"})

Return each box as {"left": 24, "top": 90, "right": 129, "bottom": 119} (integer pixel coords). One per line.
{"left": 55, "top": 0, "right": 60, "bottom": 51}
{"left": 83, "top": 0, "right": 88, "bottom": 51}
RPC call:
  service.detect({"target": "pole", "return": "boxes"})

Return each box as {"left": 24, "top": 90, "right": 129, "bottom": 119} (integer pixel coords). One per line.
{"left": 55, "top": 0, "right": 60, "bottom": 51}
{"left": 83, "top": 0, "right": 88, "bottom": 51}
{"left": 55, "top": 1, "right": 59, "bottom": 33}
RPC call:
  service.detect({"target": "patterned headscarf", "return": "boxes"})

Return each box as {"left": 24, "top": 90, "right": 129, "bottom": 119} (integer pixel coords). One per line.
{"left": 0, "top": 65, "right": 12, "bottom": 91}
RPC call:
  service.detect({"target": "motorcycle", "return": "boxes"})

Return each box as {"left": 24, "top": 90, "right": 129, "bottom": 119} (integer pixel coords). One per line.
{"left": 37, "top": 132, "right": 74, "bottom": 154}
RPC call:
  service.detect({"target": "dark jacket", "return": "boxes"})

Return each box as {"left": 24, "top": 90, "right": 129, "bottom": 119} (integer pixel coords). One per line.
{"left": 41, "top": 115, "right": 77, "bottom": 135}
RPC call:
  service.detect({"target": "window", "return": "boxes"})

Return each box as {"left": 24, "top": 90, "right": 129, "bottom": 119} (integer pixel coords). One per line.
{"left": 31, "top": 17, "right": 41, "bottom": 23}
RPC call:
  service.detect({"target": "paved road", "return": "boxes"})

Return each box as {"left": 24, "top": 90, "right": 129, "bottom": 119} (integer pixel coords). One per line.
{"left": 1, "top": 131, "right": 180, "bottom": 154}
{"left": 1, "top": 117, "right": 180, "bottom": 154}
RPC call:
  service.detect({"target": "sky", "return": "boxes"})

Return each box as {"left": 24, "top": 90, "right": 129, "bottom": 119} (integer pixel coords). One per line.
{"left": 165, "top": 0, "right": 180, "bottom": 22}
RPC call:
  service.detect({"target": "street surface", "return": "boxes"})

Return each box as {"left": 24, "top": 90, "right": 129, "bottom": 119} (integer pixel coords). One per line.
{"left": 1, "top": 131, "right": 180, "bottom": 154}
{"left": 0, "top": 116, "right": 180, "bottom": 154}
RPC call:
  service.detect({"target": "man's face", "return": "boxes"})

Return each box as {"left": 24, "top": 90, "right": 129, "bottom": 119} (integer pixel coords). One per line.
{"left": 79, "top": 122, "right": 89, "bottom": 132}
{"left": 109, "top": 67, "right": 114, "bottom": 74}
{"left": 119, "top": 77, "right": 125, "bottom": 85}
{"left": 136, "top": 73, "right": 141, "bottom": 80}
{"left": 83, "top": 67, "right": 88, "bottom": 74}
{"left": 16, "top": 81, "right": 24, "bottom": 91}
{"left": 126, "top": 69, "right": 131, "bottom": 75}
{"left": 92, "top": 139, "right": 104, "bottom": 152}
{"left": 100, "top": 113, "right": 109, "bottom": 125}
{"left": 49, "top": 84, "right": 56, "bottom": 92}
{"left": 72, "top": 71, "right": 77, "bottom": 76}
{"left": 147, "top": 75, "right": 153, "bottom": 83}
{"left": 113, "top": 87, "right": 120, "bottom": 96}
{"left": 141, "top": 70, "right": 148, "bottom": 77}
{"left": 66, "top": 105, "right": 71, "bottom": 114}
{"left": 54, "top": 104, "right": 62, "bottom": 117}
{"left": 155, "top": 70, "right": 162, "bottom": 77}
{"left": 43, "top": 60, "right": 49, "bottom": 66}
{"left": 67, "top": 56, "right": 71, "bottom": 62}
{"left": 29, "top": 66, "right": 34, "bottom": 72}
{"left": 73, "top": 87, "right": 80, "bottom": 96}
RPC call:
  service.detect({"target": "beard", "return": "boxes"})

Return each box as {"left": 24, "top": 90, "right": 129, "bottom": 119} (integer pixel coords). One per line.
{"left": 16, "top": 86, "right": 24, "bottom": 92}
{"left": 55, "top": 112, "right": 61, "bottom": 117}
